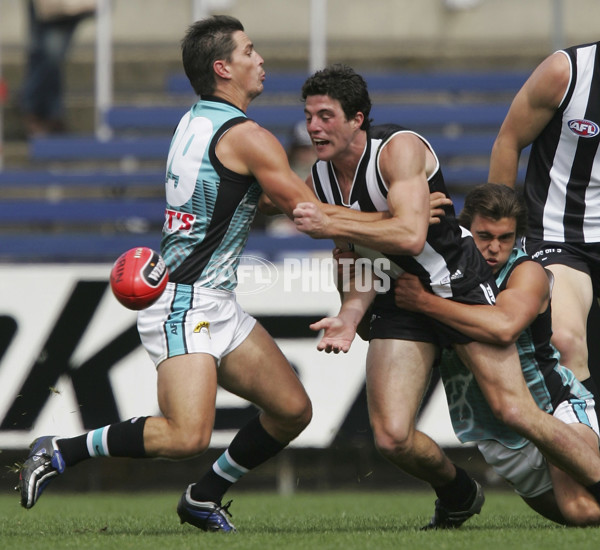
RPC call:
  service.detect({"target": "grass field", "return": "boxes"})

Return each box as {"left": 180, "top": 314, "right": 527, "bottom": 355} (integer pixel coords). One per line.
{"left": 1, "top": 490, "right": 598, "bottom": 550}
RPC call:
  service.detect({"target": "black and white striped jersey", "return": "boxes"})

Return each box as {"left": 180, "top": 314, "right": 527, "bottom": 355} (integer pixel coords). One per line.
{"left": 525, "top": 41, "right": 600, "bottom": 243}
{"left": 311, "top": 124, "right": 493, "bottom": 298}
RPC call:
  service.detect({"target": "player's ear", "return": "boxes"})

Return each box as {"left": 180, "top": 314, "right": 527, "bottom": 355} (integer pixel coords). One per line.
{"left": 214, "top": 59, "right": 230, "bottom": 80}
{"left": 351, "top": 112, "right": 364, "bottom": 129}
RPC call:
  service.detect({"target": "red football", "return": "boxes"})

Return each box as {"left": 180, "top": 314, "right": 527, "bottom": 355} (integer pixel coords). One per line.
{"left": 110, "top": 247, "right": 169, "bottom": 310}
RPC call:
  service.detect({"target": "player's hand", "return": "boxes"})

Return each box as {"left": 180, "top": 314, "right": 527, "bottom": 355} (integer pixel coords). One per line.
{"left": 309, "top": 316, "right": 356, "bottom": 353}
{"left": 429, "top": 191, "right": 452, "bottom": 225}
{"left": 394, "top": 272, "right": 428, "bottom": 311}
{"left": 293, "top": 202, "right": 331, "bottom": 238}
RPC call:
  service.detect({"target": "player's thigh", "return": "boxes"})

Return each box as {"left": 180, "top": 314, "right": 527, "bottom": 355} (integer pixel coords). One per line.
{"left": 366, "top": 338, "right": 436, "bottom": 426}
{"left": 546, "top": 264, "right": 594, "bottom": 333}
{"left": 156, "top": 352, "right": 218, "bottom": 433}
{"left": 218, "top": 322, "right": 309, "bottom": 417}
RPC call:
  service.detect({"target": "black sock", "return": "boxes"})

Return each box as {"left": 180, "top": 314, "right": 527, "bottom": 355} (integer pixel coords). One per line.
{"left": 433, "top": 465, "right": 476, "bottom": 509}
{"left": 190, "top": 415, "right": 285, "bottom": 503}
{"left": 57, "top": 416, "right": 148, "bottom": 467}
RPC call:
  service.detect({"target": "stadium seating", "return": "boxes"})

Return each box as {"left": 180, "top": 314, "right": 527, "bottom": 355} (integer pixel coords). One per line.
{"left": 28, "top": 132, "right": 501, "bottom": 163}
{"left": 105, "top": 103, "right": 510, "bottom": 133}
{"left": 0, "top": 70, "right": 529, "bottom": 261}
{"left": 166, "top": 70, "right": 529, "bottom": 96}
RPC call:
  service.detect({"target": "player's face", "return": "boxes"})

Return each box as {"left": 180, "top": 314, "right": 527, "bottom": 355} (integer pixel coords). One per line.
{"left": 470, "top": 214, "right": 517, "bottom": 274}
{"left": 304, "top": 95, "right": 361, "bottom": 161}
{"left": 227, "top": 31, "right": 265, "bottom": 100}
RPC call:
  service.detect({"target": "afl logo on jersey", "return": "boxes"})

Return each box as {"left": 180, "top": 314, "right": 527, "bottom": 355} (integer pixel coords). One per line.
{"left": 568, "top": 119, "right": 600, "bottom": 138}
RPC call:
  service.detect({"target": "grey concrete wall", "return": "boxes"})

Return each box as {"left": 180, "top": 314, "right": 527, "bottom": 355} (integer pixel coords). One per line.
{"left": 0, "top": 0, "right": 598, "bottom": 66}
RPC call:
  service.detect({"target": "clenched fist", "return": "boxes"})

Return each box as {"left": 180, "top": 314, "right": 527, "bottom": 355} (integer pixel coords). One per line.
{"left": 293, "top": 202, "right": 332, "bottom": 238}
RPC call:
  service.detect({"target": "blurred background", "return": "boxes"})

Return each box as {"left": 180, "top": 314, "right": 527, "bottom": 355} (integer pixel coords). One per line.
{"left": 1, "top": 0, "right": 596, "bottom": 156}
{"left": 0, "top": 0, "right": 596, "bottom": 496}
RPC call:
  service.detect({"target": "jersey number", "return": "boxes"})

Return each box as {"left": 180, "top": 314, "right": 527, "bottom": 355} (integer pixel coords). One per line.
{"left": 165, "top": 114, "right": 213, "bottom": 207}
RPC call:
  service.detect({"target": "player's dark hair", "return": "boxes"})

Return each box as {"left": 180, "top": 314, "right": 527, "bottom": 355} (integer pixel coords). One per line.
{"left": 458, "top": 183, "right": 528, "bottom": 237}
{"left": 181, "top": 15, "right": 244, "bottom": 96}
{"left": 301, "top": 64, "right": 372, "bottom": 131}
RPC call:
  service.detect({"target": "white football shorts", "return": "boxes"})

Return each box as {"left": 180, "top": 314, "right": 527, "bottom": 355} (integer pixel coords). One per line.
{"left": 477, "top": 398, "right": 599, "bottom": 498}
{"left": 137, "top": 282, "right": 256, "bottom": 367}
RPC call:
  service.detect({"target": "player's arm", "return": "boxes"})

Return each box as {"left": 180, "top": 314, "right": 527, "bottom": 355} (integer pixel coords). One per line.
{"left": 310, "top": 264, "right": 377, "bottom": 353}
{"left": 258, "top": 166, "right": 318, "bottom": 215}
{"left": 319, "top": 191, "right": 450, "bottom": 225}
{"left": 294, "top": 133, "right": 430, "bottom": 255}
{"left": 247, "top": 138, "right": 390, "bottom": 222}
{"left": 220, "top": 121, "right": 318, "bottom": 218}
{"left": 309, "top": 240, "right": 375, "bottom": 352}
{"left": 489, "top": 51, "right": 570, "bottom": 187}
{"left": 394, "top": 261, "right": 549, "bottom": 345}
{"left": 257, "top": 192, "right": 282, "bottom": 215}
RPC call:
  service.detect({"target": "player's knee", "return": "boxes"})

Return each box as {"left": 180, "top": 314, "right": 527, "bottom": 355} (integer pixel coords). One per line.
{"left": 170, "top": 429, "right": 212, "bottom": 458}
{"left": 188, "top": 431, "right": 213, "bottom": 456}
{"left": 372, "top": 420, "right": 413, "bottom": 458}
{"left": 551, "top": 325, "right": 587, "bottom": 365}
{"left": 487, "top": 398, "right": 527, "bottom": 432}
{"left": 285, "top": 395, "right": 313, "bottom": 434}
{"left": 269, "top": 394, "right": 313, "bottom": 439}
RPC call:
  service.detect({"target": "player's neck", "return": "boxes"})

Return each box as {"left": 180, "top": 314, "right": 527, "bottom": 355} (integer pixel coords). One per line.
{"left": 331, "top": 132, "right": 367, "bottom": 198}
{"left": 213, "top": 86, "right": 251, "bottom": 114}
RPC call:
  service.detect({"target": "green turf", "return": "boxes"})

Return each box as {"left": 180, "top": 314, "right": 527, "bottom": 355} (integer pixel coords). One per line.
{"left": 0, "top": 490, "right": 597, "bottom": 550}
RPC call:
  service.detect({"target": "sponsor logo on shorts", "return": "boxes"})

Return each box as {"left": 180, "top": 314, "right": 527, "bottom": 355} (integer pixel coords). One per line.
{"left": 194, "top": 320, "right": 211, "bottom": 338}
{"left": 568, "top": 119, "right": 600, "bottom": 138}
{"left": 531, "top": 248, "right": 563, "bottom": 262}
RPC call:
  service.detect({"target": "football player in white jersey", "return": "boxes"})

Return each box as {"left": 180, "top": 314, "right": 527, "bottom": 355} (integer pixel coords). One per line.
{"left": 294, "top": 64, "right": 600, "bottom": 528}
{"left": 489, "top": 42, "right": 600, "bottom": 420}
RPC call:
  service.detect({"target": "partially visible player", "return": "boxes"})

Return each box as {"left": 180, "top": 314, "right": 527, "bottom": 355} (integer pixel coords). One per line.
{"left": 394, "top": 184, "right": 600, "bottom": 526}
{"left": 488, "top": 41, "right": 600, "bottom": 413}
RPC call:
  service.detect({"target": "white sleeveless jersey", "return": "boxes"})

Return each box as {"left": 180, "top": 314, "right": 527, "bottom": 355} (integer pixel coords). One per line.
{"left": 311, "top": 124, "right": 492, "bottom": 297}
{"left": 525, "top": 41, "right": 600, "bottom": 243}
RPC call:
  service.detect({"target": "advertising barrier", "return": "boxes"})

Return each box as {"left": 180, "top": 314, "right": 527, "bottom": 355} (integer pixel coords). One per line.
{"left": 0, "top": 259, "right": 460, "bottom": 450}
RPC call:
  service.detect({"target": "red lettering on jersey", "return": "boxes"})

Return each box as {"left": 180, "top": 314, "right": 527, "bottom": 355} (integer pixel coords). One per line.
{"left": 165, "top": 208, "right": 196, "bottom": 233}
